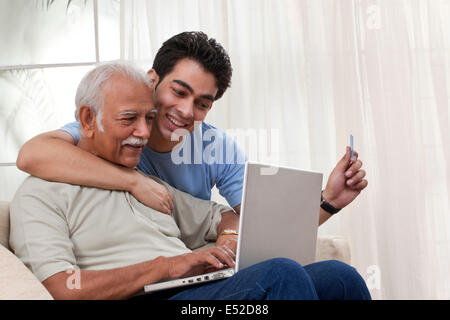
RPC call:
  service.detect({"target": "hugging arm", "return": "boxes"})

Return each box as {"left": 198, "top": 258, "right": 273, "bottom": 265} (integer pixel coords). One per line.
{"left": 16, "top": 130, "right": 174, "bottom": 214}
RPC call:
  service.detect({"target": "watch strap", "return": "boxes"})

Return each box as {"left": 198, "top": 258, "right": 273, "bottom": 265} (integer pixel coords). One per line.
{"left": 320, "top": 191, "right": 341, "bottom": 214}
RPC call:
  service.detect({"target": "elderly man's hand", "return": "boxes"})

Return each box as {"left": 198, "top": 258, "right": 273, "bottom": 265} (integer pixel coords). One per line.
{"left": 131, "top": 171, "right": 174, "bottom": 215}
{"left": 216, "top": 234, "right": 238, "bottom": 254}
{"left": 166, "top": 246, "right": 236, "bottom": 279}
{"left": 322, "top": 146, "right": 368, "bottom": 210}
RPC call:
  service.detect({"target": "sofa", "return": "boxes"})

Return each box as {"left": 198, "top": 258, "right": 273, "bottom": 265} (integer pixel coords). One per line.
{"left": 0, "top": 200, "right": 351, "bottom": 300}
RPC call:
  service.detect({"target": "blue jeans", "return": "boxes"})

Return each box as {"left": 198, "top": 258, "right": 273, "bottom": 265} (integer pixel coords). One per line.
{"left": 159, "top": 258, "right": 371, "bottom": 300}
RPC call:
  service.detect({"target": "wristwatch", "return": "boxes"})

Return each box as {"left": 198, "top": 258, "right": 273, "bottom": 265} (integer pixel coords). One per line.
{"left": 320, "top": 191, "right": 341, "bottom": 215}
{"left": 219, "top": 229, "right": 239, "bottom": 236}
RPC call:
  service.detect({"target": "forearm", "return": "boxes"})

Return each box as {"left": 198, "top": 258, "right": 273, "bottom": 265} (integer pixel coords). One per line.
{"left": 318, "top": 208, "right": 333, "bottom": 226}
{"left": 217, "top": 210, "right": 240, "bottom": 236}
{"left": 17, "top": 132, "right": 137, "bottom": 192}
{"left": 215, "top": 210, "right": 240, "bottom": 254}
{"left": 43, "top": 257, "right": 168, "bottom": 300}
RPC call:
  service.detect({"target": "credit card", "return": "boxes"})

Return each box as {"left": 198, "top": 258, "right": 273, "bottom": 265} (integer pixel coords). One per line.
{"left": 350, "top": 134, "right": 354, "bottom": 158}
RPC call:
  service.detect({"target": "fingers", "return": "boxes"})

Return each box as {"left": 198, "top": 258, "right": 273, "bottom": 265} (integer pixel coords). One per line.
{"left": 158, "top": 199, "right": 171, "bottom": 215}
{"left": 158, "top": 200, "right": 172, "bottom": 215}
{"left": 170, "top": 194, "right": 174, "bottom": 211}
{"left": 339, "top": 147, "right": 360, "bottom": 170}
{"left": 135, "top": 174, "right": 175, "bottom": 215}
{"left": 202, "top": 252, "right": 227, "bottom": 269}
{"left": 210, "top": 246, "right": 236, "bottom": 268}
{"left": 216, "top": 234, "right": 238, "bottom": 254}
{"left": 162, "top": 204, "right": 172, "bottom": 215}
{"left": 344, "top": 151, "right": 368, "bottom": 190}
{"left": 346, "top": 168, "right": 365, "bottom": 183}
{"left": 168, "top": 246, "right": 237, "bottom": 279}
{"left": 165, "top": 193, "right": 174, "bottom": 214}
{"left": 346, "top": 171, "right": 368, "bottom": 191}
{"left": 223, "top": 238, "right": 238, "bottom": 254}
{"left": 157, "top": 190, "right": 174, "bottom": 215}
{"left": 166, "top": 253, "right": 219, "bottom": 279}
{"left": 345, "top": 159, "right": 363, "bottom": 178}
{"left": 338, "top": 147, "right": 352, "bottom": 170}
{"left": 192, "top": 246, "right": 235, "bottom": 269}
{"left": 351, "top": 179, "right": 368, "bottom": 191}
{"left": 219, "top": 245, "right": 236, "bottom": 262}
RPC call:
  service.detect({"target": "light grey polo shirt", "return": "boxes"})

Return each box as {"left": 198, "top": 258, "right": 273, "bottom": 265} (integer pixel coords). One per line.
{"left": 9, "top": 173, "right": 232, "bottom": 282}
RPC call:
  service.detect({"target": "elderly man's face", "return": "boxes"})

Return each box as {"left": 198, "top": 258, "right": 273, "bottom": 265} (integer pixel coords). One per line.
{"left": 93, "top": 75, "right": 155, "bottom": 168}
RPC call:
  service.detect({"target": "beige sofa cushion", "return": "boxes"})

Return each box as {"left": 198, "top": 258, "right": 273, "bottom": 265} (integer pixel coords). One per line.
{"left": 0, "top": 201, "right": 9, "bottom": 250}
{"left": 0, "top": 244, "right": 53, "bottom": 300}
{"left": 315, "top": 235, "right": 351, "bottom": 264}
{"left": 0, "top": 201, "right": 53, "bottom": 299}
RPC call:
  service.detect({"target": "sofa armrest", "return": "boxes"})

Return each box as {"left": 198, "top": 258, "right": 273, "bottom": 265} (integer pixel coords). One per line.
{"left": 0, "top": 244, "right": 53, "bottom": 300}
{"left": 0, "top": 201, "right": 10, "bottom": 249}
{"left": 315, "top": 235, "right": 351, "bottom": 265}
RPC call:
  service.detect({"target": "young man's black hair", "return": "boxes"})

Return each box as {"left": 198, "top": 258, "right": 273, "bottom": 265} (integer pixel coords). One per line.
{"left": 152, "top": 31, "right": 233, "bottom": 101}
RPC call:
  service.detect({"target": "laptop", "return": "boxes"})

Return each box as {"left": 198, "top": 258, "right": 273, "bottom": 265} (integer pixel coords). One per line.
{"left": 143, "top": 161, "right": 323, "bottom": 294}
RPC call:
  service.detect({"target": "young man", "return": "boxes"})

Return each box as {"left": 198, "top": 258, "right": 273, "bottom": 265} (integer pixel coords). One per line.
{"left": 10, "top": 62, "right": 371, "bottom": 300}
{"left": 17, "top": 31, "right": 368, "bottom": 229}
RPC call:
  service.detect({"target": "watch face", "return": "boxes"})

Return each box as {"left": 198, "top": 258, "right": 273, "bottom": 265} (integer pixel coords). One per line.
{"left": 221, "top": 229, "right": 238, "bottom": 236}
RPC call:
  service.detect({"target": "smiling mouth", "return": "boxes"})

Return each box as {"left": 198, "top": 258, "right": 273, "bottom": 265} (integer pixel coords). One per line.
{"left": 123, "top": 144, "right": 144, "bottom": 152}
{"left": 166, "top": 114, "right": 188, "bottom": 128}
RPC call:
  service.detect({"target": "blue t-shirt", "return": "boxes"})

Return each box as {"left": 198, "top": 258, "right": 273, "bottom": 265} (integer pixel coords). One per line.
{"left": 60, "top": 122, "right": 246, "bottom": 207}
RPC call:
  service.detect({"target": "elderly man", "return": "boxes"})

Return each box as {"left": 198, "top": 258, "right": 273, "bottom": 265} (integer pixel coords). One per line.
{"left": 9, "top": 62, "right": 370, "bottom": 300}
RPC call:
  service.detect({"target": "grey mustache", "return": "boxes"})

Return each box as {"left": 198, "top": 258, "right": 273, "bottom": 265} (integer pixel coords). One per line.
{"left": 121, "top": 137, "right": 148, "bottom": 146}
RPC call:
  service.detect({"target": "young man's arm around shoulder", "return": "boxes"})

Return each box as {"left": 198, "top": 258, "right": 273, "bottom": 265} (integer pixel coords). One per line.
{"left": 16, "top": 130, "right": 173, "bottom": 214}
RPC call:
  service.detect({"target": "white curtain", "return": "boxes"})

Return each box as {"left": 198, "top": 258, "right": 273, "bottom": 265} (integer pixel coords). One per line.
{"left": 121, "top": 0, "right": 450, "bottom": 299}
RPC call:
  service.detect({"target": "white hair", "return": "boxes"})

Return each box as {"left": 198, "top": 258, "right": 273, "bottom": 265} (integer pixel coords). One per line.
{"left": 75, "top": 61, "right": 153, "bottom": 132}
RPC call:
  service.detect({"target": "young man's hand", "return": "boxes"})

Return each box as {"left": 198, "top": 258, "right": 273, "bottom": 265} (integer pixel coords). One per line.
{"left": 322, "top": 146, "right": 368, "bottom": 209}
{"left": 131, "top": 171, "right": 174, "bottom": 215}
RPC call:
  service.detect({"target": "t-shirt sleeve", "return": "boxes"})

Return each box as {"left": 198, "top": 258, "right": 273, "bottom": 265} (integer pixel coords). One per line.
{"left": 215, "top": 135, "right": 247, "bottom": 208}
{"left": 59, "top": 121, "right": 81, "bottom": 144}
{"left": 9, "top": 179, "right": 77, "bottom": 282}
{"left": 156, "top": 177, "right": 233, "bottom": 250}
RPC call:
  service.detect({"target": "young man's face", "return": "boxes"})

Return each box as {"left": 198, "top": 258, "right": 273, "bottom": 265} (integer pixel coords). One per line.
{"left": 150, "top": 58, "right": 218, "bottom": 149}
